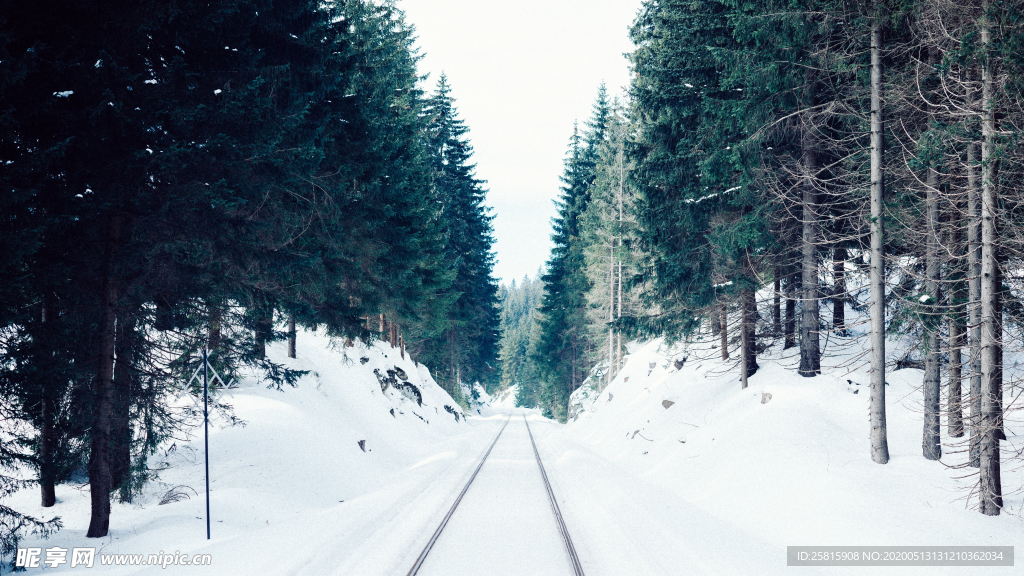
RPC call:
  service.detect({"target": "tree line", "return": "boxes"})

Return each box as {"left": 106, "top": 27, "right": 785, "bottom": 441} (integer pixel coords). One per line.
{"left": 526, "top": 0, "right": 1021, "bottom": 517}
{"left": 0, "top": 0, "right": 498, "bottom": 557}
{"left": 494, "top": 273, "right": 544, "bottom": 407}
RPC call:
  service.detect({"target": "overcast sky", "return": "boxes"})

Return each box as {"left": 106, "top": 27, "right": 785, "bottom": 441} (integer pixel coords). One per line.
{"left": 398, "top": 0, "right": 644, "bottom": 286}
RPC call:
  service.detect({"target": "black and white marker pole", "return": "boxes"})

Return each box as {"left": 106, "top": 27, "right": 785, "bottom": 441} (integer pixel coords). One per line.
{"left": 181, "top": 350, "right": 232, "bottom": 540}
{"left": 203, "top": 348, "right": 210, "bottom": 540}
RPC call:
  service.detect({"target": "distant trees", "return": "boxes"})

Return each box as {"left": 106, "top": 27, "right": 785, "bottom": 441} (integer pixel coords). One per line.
{"left": 523, "top": 89, "right": 644, "bottom": 418}
{"left": 495, "top": 275, "right": 544, "bottom": 406}
{"left": 0, "top": 0, "right": 498, "bottom": 554}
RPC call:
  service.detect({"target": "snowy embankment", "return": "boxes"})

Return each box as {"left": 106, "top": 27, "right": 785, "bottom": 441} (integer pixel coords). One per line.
{"left": 486, "top": 384, "right": 520, "bottom": 411}
{"left": 7, "top": 324, "right": 1021, "bottom": 575}
{"left": 558, "top": 333, "right": 1022, "bottom": 575}
{"left": 7, "top": 328, "right": 508, "bottom": 575}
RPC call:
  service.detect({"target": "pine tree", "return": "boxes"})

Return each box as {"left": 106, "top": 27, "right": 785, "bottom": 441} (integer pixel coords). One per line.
{"left": 412, "top": 74, "right": 500, "bottom": 394}
{"left": 0, "top": 0, "right": 462, "bottom": 543}
{"left": 580, "top": 100, "right": 640, "bottom": 386}
{"left": 533, "top": 90, "right": 610, "bottom": 419}
{"left": 627, "top": 0, "right": 773, "bottom": 384}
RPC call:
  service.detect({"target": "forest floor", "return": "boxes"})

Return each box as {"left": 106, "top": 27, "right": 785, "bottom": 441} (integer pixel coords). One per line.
{"left": 6, "top": 325, "right": 1023, "bottom": 575}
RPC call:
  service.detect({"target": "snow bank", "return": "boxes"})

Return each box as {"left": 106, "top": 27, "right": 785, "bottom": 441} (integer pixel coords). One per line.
{"left": 6, "top": 328, "right": 503, "bottom": 575}
{"left": 8, "top": 323, "right": 1020, "bottom": 576}
{"left": 490, "top": 385, "right": 519, "bottom": 409}
{"left": 559, "top": 335, "right": 1023, "bottom": 575}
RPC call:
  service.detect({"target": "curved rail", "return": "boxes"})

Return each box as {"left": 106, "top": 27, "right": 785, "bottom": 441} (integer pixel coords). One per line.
{"left": 522, "top": 413, "right": 586, "bottom": 576}
{"left": 406, "top": 414, "right": 511, "bottom": 576}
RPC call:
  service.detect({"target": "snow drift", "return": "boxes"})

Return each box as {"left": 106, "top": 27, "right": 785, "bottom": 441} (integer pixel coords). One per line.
{"left": 5, "top": 328, "right": 502, "bottom": 575}
{"left": 561, "top": 334, "right": 1022, "bottom": 575}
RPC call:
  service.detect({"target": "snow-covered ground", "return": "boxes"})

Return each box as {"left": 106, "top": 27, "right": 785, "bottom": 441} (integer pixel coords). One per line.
{"left": 489, "top": 384, "right": 520, "bottom": 410}
{"left": 563, "top": 333, "right": 1023, "bottom": 575}
{"left": 6, "top": 328, "right": 496, "bottom": 575}
{"left": 414, "top": 415, "right": 574, "bottom": 576}
{"left": 6, "top": 324, "right": 1022, "bottom": 575}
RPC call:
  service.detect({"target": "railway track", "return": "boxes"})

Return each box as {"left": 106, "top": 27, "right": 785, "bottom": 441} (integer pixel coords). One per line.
{"left": 522, "top": 414, "right": 585, "bottom": 576}
{"left": 406, "top": 412, "right": 585, "bottom": 576}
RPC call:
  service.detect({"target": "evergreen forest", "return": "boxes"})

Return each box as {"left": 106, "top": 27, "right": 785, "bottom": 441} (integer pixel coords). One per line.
{"left": 519, "top": 0, "right": 1023, "bottom": 518}
{"left": 0, "top": 0, "right": 498, "bottom": 551}
{"left": 3, "top": 0, "right": 1023, "bottom": 561}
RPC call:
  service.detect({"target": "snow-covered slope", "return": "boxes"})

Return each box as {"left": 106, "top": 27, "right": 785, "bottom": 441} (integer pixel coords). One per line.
{"left": 561, "top": 334, "right": 1023, "bottom": 574}
{"left": 6, "top": 328, "right": 503, "bottom": 575}
{"left": 7, "top": 323, "right": 1021, "bottom": 576}
{"left": 490, "top": 384, "right": 520, "bottom": 410}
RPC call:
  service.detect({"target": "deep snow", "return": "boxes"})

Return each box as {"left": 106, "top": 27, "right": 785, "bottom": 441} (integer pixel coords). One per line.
{"left": 564, "top": 332, "right": 1023, "bottom": 575}
{"left": 6, "top": 328, "right": 495, "bottom": 575}
{"left": 5, "top": 323, "right": 1022, "bottom": 575}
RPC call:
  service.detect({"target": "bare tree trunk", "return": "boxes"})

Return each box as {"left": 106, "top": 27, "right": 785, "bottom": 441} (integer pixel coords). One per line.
{"left": 39, "top": 395, "right": 56, "bottom": 506}
{"left": 616, "top": 330, "right": 622, "bottom": 379}
{"left": 773, "top": 266, "right": 782, "bottom": 335}
{"left": 949, "top": 218, "right": 965, "bottom": 438}
{"left": 949, "top": 318, "right": 964, "bottom": 437}
{"left": 87, "top": 213, "right": 122, "bottom": 538}
{"left": 742, "top": 286, "right": 759, "bottom": 386}
{"left": 448, "top": 328, "right": 456, "bottom": 395}
{"left": 741, "top": 306, "right": 749, "bottom": 390}
{"left": 616, "top": 259, "right": 623, "bottom": 378}
{"left": 720, "top": 304, "right": 729, "bottom": 361}
{"left": 608, "top": 242, "right": 615, "bottom": 388}
{"left": 39, "top": 301, "right": 56, "bottom": 508}
{"left": 922, "top": 42, "right": 943, "bottom": 460}
{"left": 616, "top": 138, "right": 624, "bottom": 381}
{"left": 993, "top": 264, "right": 1003, "bottom": 438}
{"left": 110, "top": 313, "right": 134, "bottom": 497}
{"left": 799, "top": 131, "right": 820, "bottom": 377}
{"left": 833, "top": 247, "right": 846, "bottom": 333}
{"left": 254, "top": 304, "right": 272, "bottom": 359}
{"left": 287, "top": 314, "right": 296, "bottom": 359}
{"left": 967, "top": 136, "right": 983, "bottom": 467}
{"left": 784, "top": 268, "right": 797, "bottom": 349}
{"left": 207, "top": 304, "right": 222, "bottom": 352}
{"left": 869, "top": 14, "right": 890, "bottom": 465}
{"left": 923, "top": 96, "right": 942, "bottom": 460}
{"left": 572, "top": 336, "right": 578, "bottom": 391}
{"left": 978, "top": 0, "right": 1002, "bottom": 514}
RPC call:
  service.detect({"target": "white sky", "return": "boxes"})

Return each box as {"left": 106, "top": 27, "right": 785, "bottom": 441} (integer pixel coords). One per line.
{"left": 398, "top": 0, "right": 644, "bottom": 285}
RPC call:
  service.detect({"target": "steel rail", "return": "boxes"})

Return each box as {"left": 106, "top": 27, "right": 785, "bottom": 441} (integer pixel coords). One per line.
{"left": 406, "top": 414, "right": 511, "bottom": 576}
{"left": 523, "top": 413, "right": 585, "bottom": 576}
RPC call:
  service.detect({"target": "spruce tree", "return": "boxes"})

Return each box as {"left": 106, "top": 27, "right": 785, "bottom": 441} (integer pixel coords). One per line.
{"left": 580, "top": 100, "right": 640, "bottom": 386}
{"left": 413, "top": 74, "right": 500, "bottom": 394}
{"left": 533, "top": 89, "right": 610, "bottom": 419}
{"left": 0, "top": 0, "right": 461, "bottom": 541}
